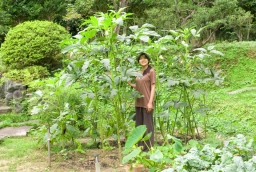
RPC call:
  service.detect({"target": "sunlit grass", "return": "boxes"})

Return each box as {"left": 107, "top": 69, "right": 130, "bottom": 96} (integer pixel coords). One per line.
{"left": 197, "top": 41, "right": 256, "bottom": 139}
{"left": 205, "top": 81, "right": 256, "bottom": 138}
{"left": 0, "top": 137, "right": 41, "bottom": 158}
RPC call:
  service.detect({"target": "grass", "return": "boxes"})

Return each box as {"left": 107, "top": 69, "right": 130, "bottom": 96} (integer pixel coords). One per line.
{"left": 206, "top": 88, "right": 256, "bottom": 137}
{"left": 202, "top": 41, "right": 256, "bottom": 138}
{"left": 0, "top": 113, "right": 37, "bottom": 129}
{"left": 0, "top": 137, "right": 40, "bottom": 158}
{"left": 0, "top": 137, "right": 46, "bottom": 172}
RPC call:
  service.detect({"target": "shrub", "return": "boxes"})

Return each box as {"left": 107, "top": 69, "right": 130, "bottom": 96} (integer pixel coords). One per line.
{"left": 0, "top": 20, "right": 70, "bottom": 71}
{"left": 1, "top": 66, "right": 50, "bottom": 85}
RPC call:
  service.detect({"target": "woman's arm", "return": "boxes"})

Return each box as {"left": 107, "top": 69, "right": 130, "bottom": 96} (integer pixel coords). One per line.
{"left": 147, "top": 84, "right": 155, "bottom": 112}
{"left": 128, "top": 81, "right": 136, "bottom": 88}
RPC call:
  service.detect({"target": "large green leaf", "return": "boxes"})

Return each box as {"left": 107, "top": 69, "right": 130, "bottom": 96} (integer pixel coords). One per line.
{"left": 124, "top": 125, "right": 147, "bottom": 149}
{"left": 122, "top": 148, "right": 141, "bottom": 164}
{"left": 80, "top": 29, "right": 97, "bottom": 43}
{"left": 139, "top": 35, "right": 150, "bottom": 42}
{"left": 82, "top": 61, "right": 90, "bottom": 73}
{"left": 163, "top": 101, "right": 174, "bottom": 110}
{"left": 110, "top": 89, "right": 118, "bottom": 99}
{"left": 101, "top": 59, "right": 110, "bottom": 70}
{"left": 141, "top": 132, "right": 151, "bottom": 141}
{"left": 167, "top": 134, "right": 182, "bottom": 152}
{"left": 150, "top": 150, "right": 163, "bottom": 162}
{"left": 126, "top": 68, "right": 142, "bottom": 78}
{"left": 113, "top": 16, "right": 123, "bottom": 26}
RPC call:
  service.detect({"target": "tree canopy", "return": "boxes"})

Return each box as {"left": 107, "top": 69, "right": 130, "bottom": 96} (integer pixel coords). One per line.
{"left": 0, "top": 0, "right": 255, "bottom": 45}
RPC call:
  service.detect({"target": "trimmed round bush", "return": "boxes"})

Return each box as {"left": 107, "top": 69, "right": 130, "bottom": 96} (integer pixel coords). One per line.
{"left": 0, "top": 20, "right": 70, "bottom": 70}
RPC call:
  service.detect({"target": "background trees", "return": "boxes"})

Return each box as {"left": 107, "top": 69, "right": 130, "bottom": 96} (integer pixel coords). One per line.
{"left": 0, "top": 0, "right": 255, "bottom": 45}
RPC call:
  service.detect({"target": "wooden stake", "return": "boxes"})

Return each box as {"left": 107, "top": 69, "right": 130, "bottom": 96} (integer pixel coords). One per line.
{"left": 47, "top": 128, "right": 51, "bottom": 167}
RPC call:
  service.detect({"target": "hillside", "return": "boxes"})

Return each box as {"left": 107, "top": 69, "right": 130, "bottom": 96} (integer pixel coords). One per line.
{"left": 205, "top": 41, "right": 256, "bottom": 138}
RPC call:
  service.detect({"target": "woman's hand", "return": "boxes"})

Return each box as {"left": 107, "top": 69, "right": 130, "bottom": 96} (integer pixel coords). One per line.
{"left": 128, "top": 81, "right": 136, "bottom": 88}
{"left": 147, "top": 84, "right": 155, "bottom": 112}
{"left": 147, "top": 102, "right": 153, "bottom": 112}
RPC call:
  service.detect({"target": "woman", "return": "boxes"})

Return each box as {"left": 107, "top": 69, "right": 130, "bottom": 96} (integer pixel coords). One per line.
{"left": 128, "top": 52, "right": 156, "bottom": 151}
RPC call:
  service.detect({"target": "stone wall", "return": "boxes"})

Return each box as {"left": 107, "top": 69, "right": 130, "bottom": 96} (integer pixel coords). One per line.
{"left": 0, "top": 80, "right": 27, "bottom": 113}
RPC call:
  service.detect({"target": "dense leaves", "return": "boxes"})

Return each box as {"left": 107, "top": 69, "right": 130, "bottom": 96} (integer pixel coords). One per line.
{"left": 163, "top": 134, "right": 256, "bottom": 172}
{"left": 0, "top": 20, "right": 70, "bottom": 70}
{"left": 0, "top": 0, "right": 68, "bottom": 23}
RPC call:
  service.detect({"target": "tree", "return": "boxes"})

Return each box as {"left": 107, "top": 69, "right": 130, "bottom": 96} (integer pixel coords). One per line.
{"left": 113, "top": 0, "right": 130, "bottom": 11}
{"left": 0, "top": 7, "right": 11, "bottom": 44}
{"left": 226, "top": 8, "right": 253, "bottom": 41}
{"left": 0, "top": 0, "right": 68, "bottom": 23}
{"left": 190, "top": 0, "right": 248, "bottom": 45}
{"left": 0, "top": 0, "right": 69, "bottom": 44}
{"left": 38, "top": 0, "right": 68, "bottom": 21}
{"left": 238, "top": 0, "right": 256, "bottom": 17}
{"left": 0, "top": 0, "right": 42, "bottom": 24}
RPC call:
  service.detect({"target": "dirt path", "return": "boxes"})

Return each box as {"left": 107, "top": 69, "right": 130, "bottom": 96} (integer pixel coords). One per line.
{"left": 228, "top": 87, "right": 256, "bottom": 95}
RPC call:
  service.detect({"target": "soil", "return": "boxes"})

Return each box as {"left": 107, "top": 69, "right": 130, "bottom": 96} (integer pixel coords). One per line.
{"left": 0, "top": 148, "right": 128, "bottom": 172}
{"left": 50, "top": 148, "right": 127, "bottom": 172}
{"left": 0, "top": 132, "right": 203, "bottom": 172}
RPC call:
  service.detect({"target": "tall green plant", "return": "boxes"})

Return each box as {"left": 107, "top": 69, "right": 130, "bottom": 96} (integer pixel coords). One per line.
{"left": 30, "top": 76, "right": 85, "bottom": 149}
{"left": 60, "top": 8, "right": 160, "bottom": 162}
{"left": 160, "top": 28, "right": 223, "bottom": 141}
{"left": 132, "top": 27, "right": 223, "bottom": 143}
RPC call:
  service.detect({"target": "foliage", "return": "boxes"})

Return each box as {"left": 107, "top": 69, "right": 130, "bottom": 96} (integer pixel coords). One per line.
{"left": 122, "top": 125, "right": 147, "bottom": 164}
{"left": 212, "top": 41, "right": 256, "bottom": 89}
{"left": 0, "top": 113, "right": 33, "bottom": 129}
{"left": 225, "top": 8, "right": 253, "bottom": 41}
{"left": 73, "top": 0, "right": 95, "bottom": 17}
{"left": 60, "top": 8, "right": 151, "bottom": 161}
{"left": 0, "top": 0, "right": 68, "bottom": 23}
{"left": 122, "top": 125, "right": 183, "bottom": 171}
{"left": 0, "top": 7, "right": 11, "bottom": 44}
{"left": 29, "top": 76, "right": 85, "bottom": 149}
{"left": 238, "top": 0, "right": 256, "bottom": 17}
{"left": 0, "top": 20, "right": 70, "bottom": 71}
{"left": 60, "top": 8, "right": 224, "bottom": 162}
{"left": 162, "top": 134, "right": 256, "bottom": 172}
{"left": 0, "top": 66, "right": 50, "bottom": 85}
{"left": 0, "top": 137, "right": 41, "bottom": 158}
{"left": 195, "top": 41, "right": 256, "bottom": 138}
{"left": 38, "top": 0, "right": 68, "bottom": 21}
{"left": 0, "top": 0, "right": 41, "bottom": 23}
{"left": 146, "top": 28, "right": 224, "bottom": 142}
{"left": 0, "top": 0, "right": 256, "bottom": 44}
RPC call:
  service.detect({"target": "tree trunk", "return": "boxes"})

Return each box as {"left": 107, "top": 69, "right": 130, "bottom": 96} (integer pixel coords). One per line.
{"left": 246, "top": 23, "right": 251, "bottom": 41}
{"left": 113, "top": 0, "right": 130, "bottom": 34}
{"left": 237, "top": 30, "right": 243, "bottom": 42}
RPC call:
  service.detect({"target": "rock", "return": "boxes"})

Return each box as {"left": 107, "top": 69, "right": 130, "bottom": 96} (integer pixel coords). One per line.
{"left": 0, "top": 106, "right": 12, "bottom": 114}
{"left": 0, "top": 135, "right": 6, "bottom": 141}
{"left": 0, "top": 126, "right": 33, "bottom": 138}
{"left": 0, "top": 80, "right": 28, "bottom": 113}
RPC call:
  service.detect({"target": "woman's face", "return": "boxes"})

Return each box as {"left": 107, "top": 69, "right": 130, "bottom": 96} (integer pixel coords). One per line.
{"left": 139, "top": 56, "right": 149, "bottom": 67}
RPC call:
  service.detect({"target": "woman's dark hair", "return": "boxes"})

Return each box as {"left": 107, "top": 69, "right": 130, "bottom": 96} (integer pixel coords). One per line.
{"left": 137, "top": 52, "right": 152, "bottom": 76}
